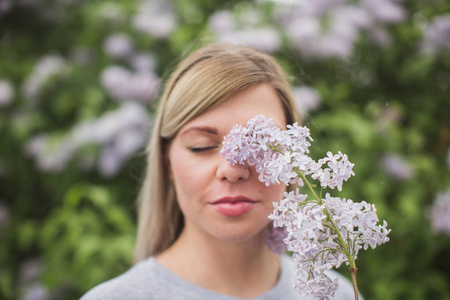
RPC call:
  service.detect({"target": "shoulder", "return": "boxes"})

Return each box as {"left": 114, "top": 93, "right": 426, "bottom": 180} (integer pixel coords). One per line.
{"left": 80, "top": 257, "right": 159, "bottom": 300}
{"left": 277, "top": 255, "right": 363, "bottom": 300}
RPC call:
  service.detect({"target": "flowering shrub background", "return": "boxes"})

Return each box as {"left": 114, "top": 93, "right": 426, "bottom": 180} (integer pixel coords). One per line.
{"left": 0, "top": 0, "right": 449, "bottom": 299}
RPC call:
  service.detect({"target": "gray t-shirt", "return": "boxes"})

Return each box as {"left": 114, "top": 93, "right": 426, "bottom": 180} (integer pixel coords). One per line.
{"left": 81, "top": 255, "right": 359, "bottom": 300}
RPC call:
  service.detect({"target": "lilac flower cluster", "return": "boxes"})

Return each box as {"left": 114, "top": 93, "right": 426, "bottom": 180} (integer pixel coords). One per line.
{"left": 100, "top": 65, "right": 160, "bottom": 103}
{"left": 380, "top": 153, "right": 415, "bottom": 181}
{"left": 428, "top": 189, "right": 450, "bottom": 235}
{"left": 272, "top": 191, "right": 390, "bottom": 298}
{"left": 221, "top": 115, "right": 391, "bottom": 299}
{"left": 423, "top": 14, "right": 450, "bottom": 53}
{"left": 208, "top": 9, "right": 281, "bottom": 53}
{"left": 221, "top": 115, "right": 354, "bottom": 191}
{"left": 274, "top": 0, "right": 405, "bottom": 59}
{"left": 22, "top": 55, "right": 67, "bottom": 101}
{"left": 26, "top": 102, "right": 150, "bottom": 177}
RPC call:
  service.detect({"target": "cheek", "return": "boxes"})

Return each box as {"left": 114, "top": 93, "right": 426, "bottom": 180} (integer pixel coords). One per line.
{"left": 267, "top": 184, "right": 286, "bottom": 202}
{"left": 170, "top": 156, "right": 196, "bottom": 197}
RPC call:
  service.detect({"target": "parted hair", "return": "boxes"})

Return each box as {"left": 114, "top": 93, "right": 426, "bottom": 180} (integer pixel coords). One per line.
{"left": 134, "top": 42, "right": 301, "bottom": 263}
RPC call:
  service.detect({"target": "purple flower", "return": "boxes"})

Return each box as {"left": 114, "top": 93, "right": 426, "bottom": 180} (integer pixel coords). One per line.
{"left": 26, "top": 102, "right": 150, "bottom": 176}
{"left": 292, "top": 86, "right": 321, "bottom": 117}
{"left": 428, "top": 189, "right": 450, "bottom": 235}
{"left": 100, "top": 65, "right": 160, "bottom": 102}
{"left": 208, "top": 8, "right": 281, "bottom": 53}
{"left": 217, "top": 27, "right": 281, "bottom": 54}
{"left": 423, "top": 14, "right": 450, "bottom": 53}
{"left": 22, "top": 55, "right": 67, "bottom": 101}
{"left": 103, "top": 33, "right": 134, "bottom": 59}
{"left": 209, "top": 10, "right": 235, "bottom": 33}
{"left": 362, "top": 0, "right": 406, "bottom": 23}
{"left": 278, "top": 0, "right": 406, "bottom": 59}
{"left": 264, "top": 226, "right": 288, "bottom": 254}
{"left": 130, "top": 53, "right": 156, "bottom": 73}
{"left": 22, "top": 283, "right": 49, "bottom": 300}
{"left": 380, "top": 153, "right": 415, "bottom": 180}
{"left": 132, "top": 0, "right": 176, "bottom": 39}
{"left": 0, "top": 0, "right": 12, "bottom": 15}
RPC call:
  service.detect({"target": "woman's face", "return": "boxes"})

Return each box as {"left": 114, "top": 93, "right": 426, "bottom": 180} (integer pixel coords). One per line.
{"left": 168, "top": 83, "right": 287, "bottom": 243}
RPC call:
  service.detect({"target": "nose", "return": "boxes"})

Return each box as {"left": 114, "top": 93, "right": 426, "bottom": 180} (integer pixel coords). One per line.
{"left": 216, "top": 157, "right": 250, "bottom": 182}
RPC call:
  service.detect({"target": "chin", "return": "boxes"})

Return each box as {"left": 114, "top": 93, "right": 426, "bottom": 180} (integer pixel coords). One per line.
{"left": 211, "top": 220, "right": 269, "bottom": 243}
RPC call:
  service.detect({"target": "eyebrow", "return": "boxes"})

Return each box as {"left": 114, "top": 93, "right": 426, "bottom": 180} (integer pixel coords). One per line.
{"left": 179, "top": 126, "right": 218, "bottom": 137}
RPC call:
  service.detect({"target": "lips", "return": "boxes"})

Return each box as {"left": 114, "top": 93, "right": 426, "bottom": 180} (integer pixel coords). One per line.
{"left": 210, "top": 196, "right": 258, "bottom": 217}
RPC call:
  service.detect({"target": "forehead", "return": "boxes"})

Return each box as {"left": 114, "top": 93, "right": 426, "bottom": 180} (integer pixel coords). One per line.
{"left": 179, "top": 83, "right": 287, "bottom": 136}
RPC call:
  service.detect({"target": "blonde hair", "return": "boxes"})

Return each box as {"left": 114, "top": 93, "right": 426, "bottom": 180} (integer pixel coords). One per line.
{"left": 134, "top": 43, "right": 301, "bottom": 263}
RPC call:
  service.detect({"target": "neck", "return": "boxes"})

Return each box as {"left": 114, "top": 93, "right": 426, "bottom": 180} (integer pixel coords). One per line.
{"left": 156, "top": 227, "right": 280, "bottom": 299}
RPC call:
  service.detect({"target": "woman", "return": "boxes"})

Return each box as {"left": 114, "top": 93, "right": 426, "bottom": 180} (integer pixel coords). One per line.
{"left": 82, "top": 43, "right": 356, "bottom": 299}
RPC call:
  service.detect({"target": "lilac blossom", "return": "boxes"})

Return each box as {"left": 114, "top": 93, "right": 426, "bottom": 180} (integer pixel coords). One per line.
{"left": 362, "top": 0, "right": 405, "bottom": 23}
{"left": 428, "top": 189, "right": 450, "bottom": 235}
{"left": 264, "top": 226, "right": 288, "bottom": 254}
{"left": 100, "top": 65, "right": 160, "bottom": 102}
{"left": 22, "top": 55, "right": 67, "bottom": 100}
{"left": 209, "top": 10, "right": 236, "bottom": 33}
{"left": 217, "top": 27, "right": 281, "bottom": 54}
{"left": 208, "top": 9, "right": 281, "bottom": 53}
{"left": 423, "top": 14, "right": 450, "bottom": 53}
{"left": 221, "top": 115, "right": 354, "bottom": 190}
{"left": 25, "top": 102, "right": 150, "bottom": 177}
{"left": 103, "top": 33, "right": 135, "bottom": 59}
{"left": 21, "top": 283, "right": 49, "bottom": 300}
{"left": 132, "top": 0, "right": 176, "bottom": 39}
{"left": 221, "top": 115, "right": 390, "bottom": 299}
{"left": 130, "top": 52, "right": 156, "bottom": 73}
{"left": 0, "top": 79, "right": 14, "bottom": 107}
{"left": 380, "top": 153, "right": 415, "bottom": 180}
{"left": 277, "top": 0, "right": 406, "bottom": 59}
{"left": 292, "top": 86, "right": 321, "bottom": 117}
{"left": 0, "top": 0, "right": 12, "bottom": 15}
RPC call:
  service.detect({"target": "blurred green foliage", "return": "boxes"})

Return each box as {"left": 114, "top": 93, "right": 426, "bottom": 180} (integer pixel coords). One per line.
{"left": 0, "top": 0, "right": 449, "bottom": 299}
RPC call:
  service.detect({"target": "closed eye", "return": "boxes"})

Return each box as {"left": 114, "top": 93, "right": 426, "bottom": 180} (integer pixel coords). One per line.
{"left": 188, "top": 146, "right": 218, "bottom": 153}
